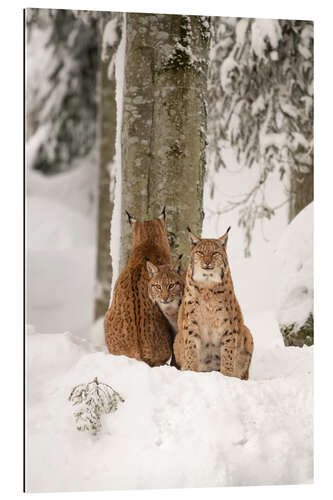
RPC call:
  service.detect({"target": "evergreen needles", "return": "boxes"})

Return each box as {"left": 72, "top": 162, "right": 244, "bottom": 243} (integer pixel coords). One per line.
{"left": 68, "top": 377, "right": 125, "bottom": 435}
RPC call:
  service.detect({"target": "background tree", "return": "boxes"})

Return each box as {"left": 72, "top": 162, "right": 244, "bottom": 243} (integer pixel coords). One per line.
{"left": 119, "top": 13, "right": 210, "bottom": 270}
{"left": 26, "top": 9, "right": 99, "bottom": 174}
{"left": 26, "top": 9, "right": 121, "bottom": 321}
{"left": 207, "top": 18, "right": 313, "bottom": 255}
{"left": 94, "top": 14, "right": 122, "bottom": 320}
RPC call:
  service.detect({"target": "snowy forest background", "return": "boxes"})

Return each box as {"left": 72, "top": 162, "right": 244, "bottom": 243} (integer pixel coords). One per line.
{"left": 25, "top": 9, "right": 313, "bottom": 493}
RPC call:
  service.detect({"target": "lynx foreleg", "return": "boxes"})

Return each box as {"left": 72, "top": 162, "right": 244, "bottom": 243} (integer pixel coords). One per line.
{"left": 182, "top": 337, "right": 200, "bottom": 371}
{"left": 173, "top": 330, "right": 199, "bottom": 371}
{"left": 173, "top": 330, "right": 184, "bottom": 369}
{"left": 220, "top": 332, "right": 237, "bottom": 377}
{"left": 235, "top": 326, "right": 254, "bottom": 380}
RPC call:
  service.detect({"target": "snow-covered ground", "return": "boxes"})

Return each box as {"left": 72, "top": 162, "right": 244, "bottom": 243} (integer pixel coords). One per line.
{"left": 25, "top": 310, "right": 313, "bottom": 492}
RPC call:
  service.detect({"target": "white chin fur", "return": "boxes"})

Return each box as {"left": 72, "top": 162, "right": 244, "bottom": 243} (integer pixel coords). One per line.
{"left": 192, "top": 266, "right": 222, "bottom": 283}
{"left": 158, "top": 300, "right": 178, "bottom": 313}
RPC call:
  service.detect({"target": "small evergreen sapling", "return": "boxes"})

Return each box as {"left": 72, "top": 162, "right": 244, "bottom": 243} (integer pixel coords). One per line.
{"left": 68, "top": 377, "right": 125, "bottom": 435}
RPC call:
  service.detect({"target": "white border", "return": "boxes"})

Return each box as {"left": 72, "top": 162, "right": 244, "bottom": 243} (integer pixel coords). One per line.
{"left": 1, "top": 0, "right": 332, "bottom": 499}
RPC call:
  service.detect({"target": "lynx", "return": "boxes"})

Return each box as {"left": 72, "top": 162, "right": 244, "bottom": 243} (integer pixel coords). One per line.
{"left": 104, "top": 208, "right": 174, "bottom": 367}
{"left": 146, "top": 256, "right": 185, "bottom": 336}
{"left": 174, "top": 227, "right": 254, "bottom": 379}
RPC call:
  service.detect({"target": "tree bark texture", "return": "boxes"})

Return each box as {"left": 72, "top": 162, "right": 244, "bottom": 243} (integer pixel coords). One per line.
{"left": 288, "top": 164, "right": 314, "bottom": 222}
{"left": 120, "top": 14, "right": 210, "bottom": 270}
{"left": 94, "top": 37, "right": 117, "bottom": 320}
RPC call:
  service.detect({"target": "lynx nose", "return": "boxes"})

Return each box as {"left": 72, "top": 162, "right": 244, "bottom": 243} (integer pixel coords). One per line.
{"left": 160, "top": 293, "right": 169, "bottom": 303}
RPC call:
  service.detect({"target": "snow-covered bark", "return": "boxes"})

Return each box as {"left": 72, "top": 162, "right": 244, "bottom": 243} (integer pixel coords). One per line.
{"left": 276, "top": 202, "right": 313, "bottom": 346}
{"left": 95, "top": 15, "right": 122, "bottom": 319}
{"left": 120, "top": 14, "right": 210, "bottom": 269}
{"left": 289, "top": 164, "right": 314, "bottom": 223}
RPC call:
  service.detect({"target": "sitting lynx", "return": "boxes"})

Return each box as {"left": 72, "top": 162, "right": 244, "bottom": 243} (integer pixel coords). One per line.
{"left": 146, "top": 256, "right": 185, "bottom": 335}
{"left": 174, "top": 227, "right": 254, "bottom": 379}
{"left": 104, "top": 208, "right": 174, "bottom": 367}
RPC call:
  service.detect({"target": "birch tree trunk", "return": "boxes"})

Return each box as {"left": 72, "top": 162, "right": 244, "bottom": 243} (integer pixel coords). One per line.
{"left": 120, "top": 14, "right": 210, "bottom": 270}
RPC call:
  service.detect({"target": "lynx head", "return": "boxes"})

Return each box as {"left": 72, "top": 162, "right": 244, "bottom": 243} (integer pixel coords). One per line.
{"left": 125, "top": 206, "right": 169, "bottom": 249}
{"left": 187, "top": 226, "right": 231, "bottom": 284}
{"left": 146, "top": 256, "right": 184, "bottom": 306}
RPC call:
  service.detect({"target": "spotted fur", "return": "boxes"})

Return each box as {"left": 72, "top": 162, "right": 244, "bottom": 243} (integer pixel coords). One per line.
{"left": 174, "top": 227, "right": 254, "bottom": 379}
{"left": 104, "top": 209, "right": 173, "bottom": 367}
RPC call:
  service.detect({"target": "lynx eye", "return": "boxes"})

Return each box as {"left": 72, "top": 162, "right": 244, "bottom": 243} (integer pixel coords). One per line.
{"left": 168, "top": 283, "right": 175, "bottom": 289}
{"left": 212, "top": 252, "right": 220, "bottom": 256}
{"left": 153, "top": 284, "right": 161, "bottom": 290}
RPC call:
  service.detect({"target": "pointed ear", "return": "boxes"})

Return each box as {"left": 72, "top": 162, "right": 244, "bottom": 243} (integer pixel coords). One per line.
{"left": 125, "top": 210, "right": 137, "bottom": 226}
{"left": 172, "top": 254, "right": 183, "bottom": 274}
{"left": 146, "top": 260, "right": 158, "bottom": 277}
{"left": 187, "top": 227, "right": 200, "bottom": 248}
{"left": 158, "top": 206, "right": 166, "bottom": 222}
{"left": 218, "top": 226, "right": 231, "bottom": 248}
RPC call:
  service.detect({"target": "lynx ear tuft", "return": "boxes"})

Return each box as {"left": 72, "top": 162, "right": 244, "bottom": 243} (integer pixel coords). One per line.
{"left": 146, "top": 260, "right": 158, "bottom": 277}
{"left": 173, "top": 254, "right": 183, "bottom": 274}
{"left": 218, "top": 227, "right": 231, "bottom": 248}
{"left": 125, "top": 210, "right": 136, "bottom": 225}
{"left": 158, "top": 206, "right": 166, "bottom": 222}
{"left": 187, "top": 228, "right": 200, "bottom": 248}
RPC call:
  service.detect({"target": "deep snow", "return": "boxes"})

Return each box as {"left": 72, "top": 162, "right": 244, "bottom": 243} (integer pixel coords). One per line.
{"left": 25, "top": 310, "right": 313, "bottom": 492}
{"left": 276, "top": 202, "right": 313, "bottom": 330}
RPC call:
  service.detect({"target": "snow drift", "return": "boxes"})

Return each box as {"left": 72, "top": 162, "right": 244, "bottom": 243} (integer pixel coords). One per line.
{"left": 26, "top": 313, "right": 313, "bottom": 493}
{"left": 276, "top": 202, "right": 313, "bottom": 346}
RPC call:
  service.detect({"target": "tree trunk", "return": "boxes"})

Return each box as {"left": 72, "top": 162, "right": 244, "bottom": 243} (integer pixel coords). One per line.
{"left": 288, "top": 164, "right": 314, "bottom": 222}
{"left": 120, "top": 14, "right": 210, "bottom": 270}
{"left": 94, "top": 26, "right": 117, "bottom": 320}
{"left": 282, "top": 158, "right": 313, "bottom": 348}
